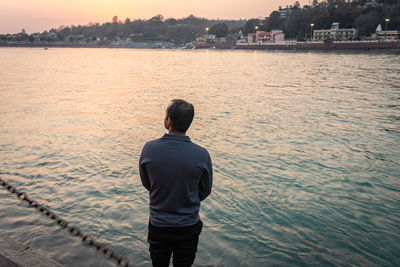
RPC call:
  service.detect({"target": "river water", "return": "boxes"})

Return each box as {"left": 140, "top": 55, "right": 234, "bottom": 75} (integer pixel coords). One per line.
{"left": 0, "top": 48, "right": 399, "bottom": 266}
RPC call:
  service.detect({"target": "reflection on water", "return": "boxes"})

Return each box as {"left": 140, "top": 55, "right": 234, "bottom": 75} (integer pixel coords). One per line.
{"left": 0, "top": 48, "right": 400, "bottom": 266}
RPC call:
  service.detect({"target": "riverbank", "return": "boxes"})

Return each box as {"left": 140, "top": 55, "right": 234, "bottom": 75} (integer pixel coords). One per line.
{"left": 1, "top": 41, "right": 400, "bottom": 51}
{"left": 234, "top": 41, "right": 400, "bottom": 51}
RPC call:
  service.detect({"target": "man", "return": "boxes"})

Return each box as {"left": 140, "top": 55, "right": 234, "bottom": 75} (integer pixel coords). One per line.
{"left": 139, "top": 99, "right": 213, "bottom": 267}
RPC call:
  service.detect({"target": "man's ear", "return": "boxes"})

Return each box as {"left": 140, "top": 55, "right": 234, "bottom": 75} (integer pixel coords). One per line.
{"left": 166, "top": 117, "right": 172, "bottom": 130}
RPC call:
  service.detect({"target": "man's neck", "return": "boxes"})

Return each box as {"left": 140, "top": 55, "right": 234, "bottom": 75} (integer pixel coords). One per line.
{"left": 168, "top": 130, "right": 186, "bottom": 136}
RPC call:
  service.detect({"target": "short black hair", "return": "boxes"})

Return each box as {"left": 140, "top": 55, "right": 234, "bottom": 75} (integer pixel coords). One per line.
{"left": 167, "top": 99, "right": 194, "bottom": 132}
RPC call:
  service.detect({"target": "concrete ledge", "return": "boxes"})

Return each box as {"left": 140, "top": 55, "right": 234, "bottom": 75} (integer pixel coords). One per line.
{"left": 0, "top": 232, "right": 63, "bottom": 267}
{"left": 0, "top": 254, "right": 20, "bottom": 267}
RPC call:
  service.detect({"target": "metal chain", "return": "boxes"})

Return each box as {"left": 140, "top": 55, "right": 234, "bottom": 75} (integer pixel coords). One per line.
{"left": 0, "top": 177, "right": 131, "bottom": 267}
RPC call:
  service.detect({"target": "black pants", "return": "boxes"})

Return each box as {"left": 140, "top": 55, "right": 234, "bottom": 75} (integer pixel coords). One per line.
{"left": 147, "top": 220, "right": 203, "bottom": 267}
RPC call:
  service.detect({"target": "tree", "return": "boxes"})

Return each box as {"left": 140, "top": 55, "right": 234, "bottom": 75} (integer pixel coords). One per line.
{"left": 354, "top": 12, "right": 380, "bottom": 36}
{"left": 209, "top": 23, "right": 229, "bottom": 37}
{"left": 242, "top": 19, "right": 260, "bottom": 34}
{"left": 112, "top": 16, "right": 118, "bottom": 23}
{"left": 268, "top": 11, "right": 282, "bottom": 29}
{"left": 150, "top": 14, "right": 164, "bottom": 22}
{"left": 182, "top": 15, "right": 204, "bottom": 26}
{"left": 165, "top": 18, "right": 177, "bottom": 25}
{"left": 164, "top": 24, "right": 200, "bottom": 43}
{"left": 149, "top": 15, "right": 164, "bottom": 28}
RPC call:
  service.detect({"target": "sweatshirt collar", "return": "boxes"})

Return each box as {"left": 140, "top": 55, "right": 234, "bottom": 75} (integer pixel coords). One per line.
{"left": 162, "top": 133, "right": 191, "bottom": 142}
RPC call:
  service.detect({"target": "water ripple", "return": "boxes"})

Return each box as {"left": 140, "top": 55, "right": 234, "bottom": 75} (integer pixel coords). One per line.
{"left": 0, "top": 48, "right": 399, "bottom": 266}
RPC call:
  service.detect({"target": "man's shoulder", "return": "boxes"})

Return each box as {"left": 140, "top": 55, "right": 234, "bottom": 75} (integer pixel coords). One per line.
{"left": 145, "top": 137, "right": 162, "bottom": 145}
{"left": 190, "top": 141, "right": 210, "bottom": 158}
{"left": 142, "top": 137, "right": 163, "bottom": 150}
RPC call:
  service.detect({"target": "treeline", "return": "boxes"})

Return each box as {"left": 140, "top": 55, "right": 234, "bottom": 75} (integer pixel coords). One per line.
{"left": 0, "top": 15, "right": 245, "bottom": 43}
{"left": 245, "top": 0, "right": 400, "bottom": 40}
{"left": 57, "top": 15, "right": 247, "bottom": 43}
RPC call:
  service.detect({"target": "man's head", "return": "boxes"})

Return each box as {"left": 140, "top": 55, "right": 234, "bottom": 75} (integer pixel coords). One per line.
{"left": 164, "top": 99, "right": 194, "bottom": 134}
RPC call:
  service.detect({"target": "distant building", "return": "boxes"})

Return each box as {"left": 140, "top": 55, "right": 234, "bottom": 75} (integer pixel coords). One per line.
{"left": 196, "top": 36, "right": 207, "bottom": 45}
{"left": 21, "top": 29, "right": 26, "bottom": 35}
{"left": 207, "top": 34, "right": 217, "bottom": 42}
{"left": 213, "top": 37, "right": 227, "bottom": 44}
{"left": 247, "top": 33, "right": 256, "bottom": 44}
{"left": 313, "top": 23, "right": 358, "bottom": 41}
{"left": 122, "top": 37, "right": 131, "bottom": 45}
{"left": 256, "top": 32, "right": 272, "bottom": 43}
{"left": 238, "top": 30, "right": 294, "bottom": 46}
{"left": 237, "top": 30, "right": 244, "bottom": 40}
{"left": 376, "top": 30, "right": 400, "bottom": 41}
{"left": 374, "top": 25, "right": 400, "bottom": 41}
{"left": 317, "top": 1, "right": 328, "bottom": 8}
{"left": 111, "top": 37, "right": 122, "bottom": 45}
{"left": 364, "top": 1, "right": 378, "bottom": 8}
{"left": 236, "top": 39, "right": 249, "bottom": 45}
{"left": 66, "top": 34, "right": 86, "bottom": 42}
{"left": 32, "top": 33, "right": 40, "bottom": 41}
{"left": 130, "top": 33, "right": 144, "bottom": 38}
{"left": 278, "top": 6, "right": 293, "bottom": 19}
{"left": 195, "top": 34, "right": 226, "bottom": 45}
{"left": 47, "top": 32, "right": 57, "bottom": 40}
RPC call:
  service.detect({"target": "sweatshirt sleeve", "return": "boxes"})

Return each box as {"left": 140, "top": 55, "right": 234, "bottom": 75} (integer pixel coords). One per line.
{"left": 199, "top": 153, "right": 213, "bottom": 201}
{"left": 139, "top": 147, "right": 151, "bottom": 191}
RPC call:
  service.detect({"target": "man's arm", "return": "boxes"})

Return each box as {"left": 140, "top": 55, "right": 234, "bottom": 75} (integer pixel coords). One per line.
{"left": 199, "top": 153, "right": 213, "bottom": 201}
{"left": 139, "top": 148, "right": 151, "bottom": 191}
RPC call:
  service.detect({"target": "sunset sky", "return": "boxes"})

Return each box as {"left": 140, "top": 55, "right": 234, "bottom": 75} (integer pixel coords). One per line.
{"left": 0, "top": 0, "right": 308, "bottom": 34}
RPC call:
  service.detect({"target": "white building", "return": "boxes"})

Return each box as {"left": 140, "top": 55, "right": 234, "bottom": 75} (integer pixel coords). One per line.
{"left": 237, "top": 30, "right": 296, "bottom": 46}
{"left": 313, "top": 23, "right": 358, "bottom": 41}
{"left": 199, "top": 34, "right": 227, "bottom": 44}
{"left": 374, "top": 24, "right": 400, "bottom": 41}
{"left": 238, "top": 30, "right": 291, "bottom": 46}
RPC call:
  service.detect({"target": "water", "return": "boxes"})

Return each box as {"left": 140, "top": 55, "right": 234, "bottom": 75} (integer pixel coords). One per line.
{"left": 0, "top": 48, "right": 399, "bottom": 266}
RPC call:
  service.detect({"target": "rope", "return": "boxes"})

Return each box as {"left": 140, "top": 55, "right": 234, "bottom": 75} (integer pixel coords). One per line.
{"left": 0, "top": 177, "right": 131, "bottom": 267}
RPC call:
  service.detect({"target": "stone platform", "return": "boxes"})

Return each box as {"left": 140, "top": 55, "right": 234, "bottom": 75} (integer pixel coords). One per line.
{"left": 0, "top": 232, "right": 63, "bottom": 267}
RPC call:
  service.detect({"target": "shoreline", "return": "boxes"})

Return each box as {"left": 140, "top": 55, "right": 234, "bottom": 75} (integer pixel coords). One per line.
{"left": 1, "top": 41, "right": 400, "bottom": 51}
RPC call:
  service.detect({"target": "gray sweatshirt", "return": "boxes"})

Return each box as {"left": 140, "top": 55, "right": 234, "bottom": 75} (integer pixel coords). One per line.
{"left": 139, "top": 134, "right": 213, "bottom": 227}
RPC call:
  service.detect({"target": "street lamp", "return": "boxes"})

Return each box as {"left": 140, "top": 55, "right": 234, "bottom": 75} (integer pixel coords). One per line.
{"left": 204, "top": 28, "right": 210, "bottom": 46}
{"left": 385, "top": 18, "right": 390, "bottom": 31}
{"left": 254, "top": 26, "right": 259, "bottom": 45}
{"left": 310, "top": 23, "right": 314, "bottom": 42}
